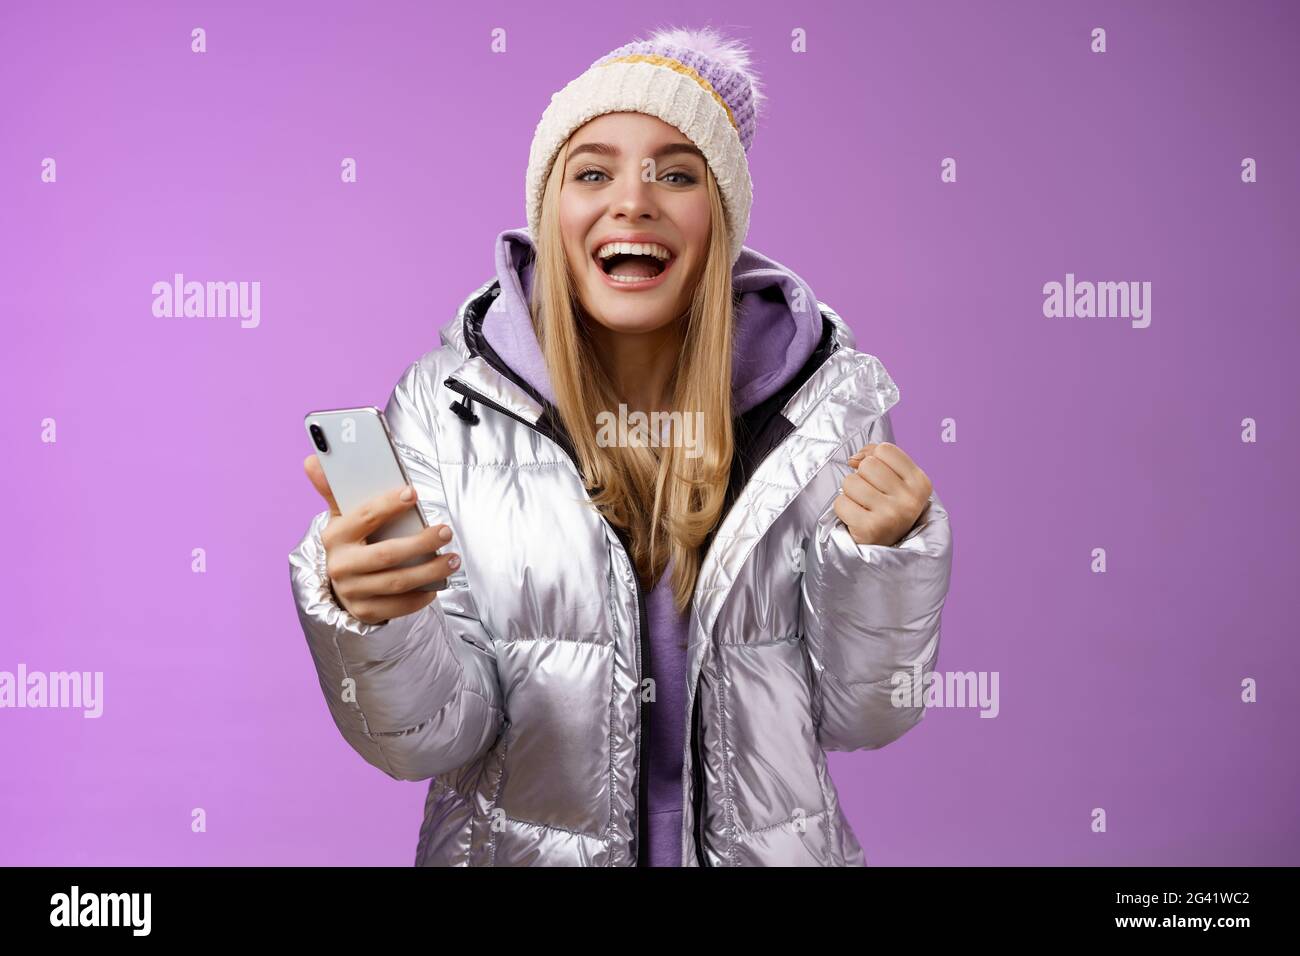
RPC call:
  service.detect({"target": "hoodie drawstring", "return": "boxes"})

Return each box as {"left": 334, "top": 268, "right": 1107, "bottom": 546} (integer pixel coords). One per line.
{"left": 450, "top": 395, "right": 479, "bottom": 425}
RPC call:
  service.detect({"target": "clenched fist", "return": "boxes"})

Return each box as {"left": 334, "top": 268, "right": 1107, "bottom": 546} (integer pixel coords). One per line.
{"left": 836, "top": 441, "right": 933, "bottom": 547}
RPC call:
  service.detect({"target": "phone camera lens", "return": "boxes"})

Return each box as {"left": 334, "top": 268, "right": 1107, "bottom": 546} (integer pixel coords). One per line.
{"left": 309, "top": 424, "right": 329, "bottom": 453}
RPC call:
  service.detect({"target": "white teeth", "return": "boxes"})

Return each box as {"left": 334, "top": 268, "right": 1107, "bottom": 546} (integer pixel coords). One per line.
{"left": 595, "top": 241, "right": 672, "bottom": 261}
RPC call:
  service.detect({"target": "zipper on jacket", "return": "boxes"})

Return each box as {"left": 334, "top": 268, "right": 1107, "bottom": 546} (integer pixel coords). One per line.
{"left": 610, "top": 521, "right": 651, "bottom": 867}
{"left": 442, "top": 375, "right": 653, "bottom": 867}
{"left": 690, "top": 669, "right": 710, "bottom": 866}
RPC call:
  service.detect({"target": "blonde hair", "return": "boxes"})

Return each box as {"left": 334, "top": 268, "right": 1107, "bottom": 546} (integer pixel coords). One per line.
{"left": 528, "top": 136, "right": 737, "bottom": 612}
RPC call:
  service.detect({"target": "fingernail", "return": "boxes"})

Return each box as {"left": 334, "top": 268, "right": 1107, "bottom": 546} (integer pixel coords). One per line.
{"left": 400, "top": 486, "right": 414, "bottom": 501}
{"left": 439, "top": 526, "right": 453, "bottom": 542}
{"left": 447, "top": 555, "right": 460, "bottom": 569}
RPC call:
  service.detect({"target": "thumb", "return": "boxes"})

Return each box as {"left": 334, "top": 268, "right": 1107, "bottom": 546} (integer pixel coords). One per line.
{"left": 847, "top": 443, "right": 878, "bottom": 467}
{"left": 304, "top": 454, "right": 341, "bottom": 517}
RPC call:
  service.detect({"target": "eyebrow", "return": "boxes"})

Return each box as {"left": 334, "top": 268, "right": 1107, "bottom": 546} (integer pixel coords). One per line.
{"left": 566, "top": 141, "right": 706, "bottom": 165}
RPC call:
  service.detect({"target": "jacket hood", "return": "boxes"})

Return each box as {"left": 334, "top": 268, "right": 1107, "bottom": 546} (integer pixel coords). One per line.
{"left": 481, "top": 227, "right": 825, "bottom": 416}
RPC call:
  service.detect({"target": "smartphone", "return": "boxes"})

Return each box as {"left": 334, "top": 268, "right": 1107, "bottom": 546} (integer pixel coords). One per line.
{"left": 304, "top": 406, "right": 447, "bottom": 593}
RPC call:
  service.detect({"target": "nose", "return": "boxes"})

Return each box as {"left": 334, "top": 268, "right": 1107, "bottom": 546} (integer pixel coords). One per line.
{"left": 609, "top": 166, "right": 660, "bottom": 221}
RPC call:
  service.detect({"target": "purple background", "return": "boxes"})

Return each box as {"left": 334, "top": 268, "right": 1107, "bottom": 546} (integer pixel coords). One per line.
{"left": 1, "top": 0, "right": 1297, "bottom": 866}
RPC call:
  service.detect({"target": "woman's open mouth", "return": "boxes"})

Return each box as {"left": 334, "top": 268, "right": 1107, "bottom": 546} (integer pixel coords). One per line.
{"left": 592, "top": 241, "right": 676, "bottom": 290}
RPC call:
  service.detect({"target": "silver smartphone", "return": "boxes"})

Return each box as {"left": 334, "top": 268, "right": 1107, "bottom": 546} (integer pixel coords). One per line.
{"left": 304, "top": 406, "right": 447, "bottom": 593}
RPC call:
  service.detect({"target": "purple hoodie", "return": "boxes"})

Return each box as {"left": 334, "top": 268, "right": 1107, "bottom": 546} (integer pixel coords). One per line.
{"left": 481, "top": 227, "right": 824, "bottom": 865}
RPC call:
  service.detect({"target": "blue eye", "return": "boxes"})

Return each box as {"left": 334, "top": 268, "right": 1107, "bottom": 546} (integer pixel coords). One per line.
{"left": 573, "top": 167, "right": 698, "bottom": 185}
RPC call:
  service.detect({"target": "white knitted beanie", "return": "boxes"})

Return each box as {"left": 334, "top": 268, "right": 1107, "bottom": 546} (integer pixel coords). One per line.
{"left": 525, "top": 26, "right": 766, "bottom": 267}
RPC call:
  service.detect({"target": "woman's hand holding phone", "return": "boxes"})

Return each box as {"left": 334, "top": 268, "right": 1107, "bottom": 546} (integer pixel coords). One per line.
{"left": 304, "top": 454, "right": 460, "bottom": 625}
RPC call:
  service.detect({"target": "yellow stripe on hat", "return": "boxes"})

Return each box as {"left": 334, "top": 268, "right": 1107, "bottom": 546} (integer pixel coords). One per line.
{"left": 599, "top": 53, "right": 740, "bottom": 134}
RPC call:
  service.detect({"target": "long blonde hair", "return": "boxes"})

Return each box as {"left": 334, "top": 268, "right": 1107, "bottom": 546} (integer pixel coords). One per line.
{"left": 527, "top": 136, "right": 737, "bottom": 612}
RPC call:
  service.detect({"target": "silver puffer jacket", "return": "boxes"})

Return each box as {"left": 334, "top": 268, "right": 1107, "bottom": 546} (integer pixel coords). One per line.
{"left": 288, "top": 278, "right": 953, "bottom": 866}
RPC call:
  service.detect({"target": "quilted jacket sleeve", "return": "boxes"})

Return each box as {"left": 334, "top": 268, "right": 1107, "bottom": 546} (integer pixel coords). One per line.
{"left": 287, "top": 353, "right": 504, "bottom": 781}
{"left": 801, "top": 406, "right": 953, "bottom": 752}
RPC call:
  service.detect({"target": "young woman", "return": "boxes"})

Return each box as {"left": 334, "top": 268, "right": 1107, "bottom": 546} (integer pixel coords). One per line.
{"left": 288, "top": 26, "right": 953, "bottom": 867}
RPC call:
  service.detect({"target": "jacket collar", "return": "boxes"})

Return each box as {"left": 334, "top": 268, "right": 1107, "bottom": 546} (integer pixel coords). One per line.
{"left": 441, "top": 276, "right": 862, "bottom": 430}
{"left": 440, "top": 281, "right": 548, "bottom": 425}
